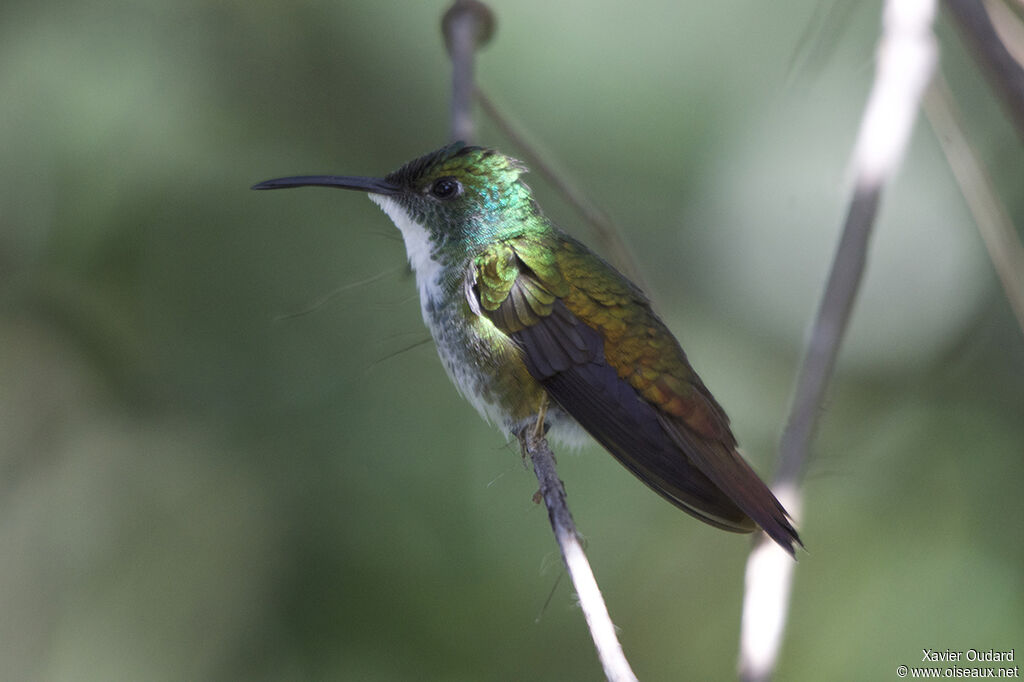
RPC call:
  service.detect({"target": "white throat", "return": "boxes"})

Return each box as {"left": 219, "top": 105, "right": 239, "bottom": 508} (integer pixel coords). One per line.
{"left": 369, "top": 195, "right": 444, "bottom": 304}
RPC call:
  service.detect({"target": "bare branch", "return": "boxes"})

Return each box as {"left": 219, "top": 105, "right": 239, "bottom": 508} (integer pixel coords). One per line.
{"left": 739, "top": 1, "right": 939, "bottom": 679}
{"left": 442, "top": 7, "right": 635, "bottom": 678}
{"left": 943, "top": 0, "right": 1024, "bottom": 141}
{"left": 441, "top": 0, "right": 495, "bottom": 143}
{"left": 740, "top": 485, "right": 802, "bottom": 682}
{"left": 923, "top": 73, "right": 1024, "bottom": 335}
{"left": 519, "top": 416, "right": 638, "bottom": 682}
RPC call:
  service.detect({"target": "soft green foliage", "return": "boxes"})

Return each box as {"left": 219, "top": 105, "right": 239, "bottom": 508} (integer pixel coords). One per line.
{"left": 1, "top": 1, "right": 1022, "bottom": 680}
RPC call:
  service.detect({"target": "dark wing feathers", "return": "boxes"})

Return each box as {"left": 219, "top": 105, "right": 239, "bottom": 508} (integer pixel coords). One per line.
{"left": 516, "top": 298, "right": 591, "bottom": 375}
{"left": 532, "top": 311, "right": 760, "bottom": 532}
{"left": 474, "top": 241, "right": 800, "bottom": 554}
{"left": 658, "top": 414, "right": 800, "bottom": 551}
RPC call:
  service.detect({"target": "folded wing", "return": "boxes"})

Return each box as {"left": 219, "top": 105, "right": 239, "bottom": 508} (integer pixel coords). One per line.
{"left": 472, "top": 237, "right": 800, "bottom": 554}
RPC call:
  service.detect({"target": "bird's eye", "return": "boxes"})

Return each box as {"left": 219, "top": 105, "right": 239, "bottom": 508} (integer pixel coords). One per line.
{"left": 430, "top": 177, "right": 461, "bottom": 200}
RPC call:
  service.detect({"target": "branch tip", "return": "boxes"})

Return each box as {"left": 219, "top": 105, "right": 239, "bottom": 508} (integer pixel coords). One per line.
{"left": 441, "top": 0, "right": 496, "bottom": 56}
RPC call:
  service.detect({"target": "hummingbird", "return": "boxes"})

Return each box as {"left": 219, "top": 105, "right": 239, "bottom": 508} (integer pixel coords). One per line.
{"left": 253, "top": 142, "right": 800, "bottom": 555}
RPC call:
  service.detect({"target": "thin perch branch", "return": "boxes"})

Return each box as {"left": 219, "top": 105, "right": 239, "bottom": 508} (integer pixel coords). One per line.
{"left": 519, "top": 409, "right": 638, "bottom": 682}
{"left": 442, "top": 6, "right": 636, "bottom": 679}
{"left": 739, "top": 1, "right": 939, "bottom": 679}
{"left": 442, "top": 0, "right": 495, "bottom": 143}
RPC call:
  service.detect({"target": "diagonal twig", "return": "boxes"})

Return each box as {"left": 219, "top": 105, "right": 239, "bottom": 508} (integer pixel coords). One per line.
{"left": 520, "top": 416, "right": 638, "bottom": 682}
{"left": 942, "top": 0, "right": 1024, "bottom": 141}
{"left": 476, "top": 90, "right": 648, "bottom": 290}
{"left": 923, "top": 72, "right": 1024, "bottom": 336}
{"left": 739, "top": 1, "right": 940, "bottom": 679}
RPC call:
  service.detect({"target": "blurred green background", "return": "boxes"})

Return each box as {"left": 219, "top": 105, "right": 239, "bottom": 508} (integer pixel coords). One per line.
{"left": 2, "top": 0, "right": 1022, "bottom": 680}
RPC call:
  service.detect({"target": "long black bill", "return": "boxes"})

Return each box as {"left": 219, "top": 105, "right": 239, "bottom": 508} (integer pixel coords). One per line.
{"left": 251, "top": 175, "right": 400, "bottom": 194}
